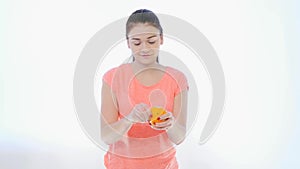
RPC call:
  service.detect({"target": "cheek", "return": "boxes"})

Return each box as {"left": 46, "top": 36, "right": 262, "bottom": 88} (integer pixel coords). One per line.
{"left": 130, "top": 46, "right": 140, "bottom": 54}
{"left": 153, "top": 41, "right": 162, "bottom": 49}
{"left": 152, "top": 45, "right": 161, "bottom": 52}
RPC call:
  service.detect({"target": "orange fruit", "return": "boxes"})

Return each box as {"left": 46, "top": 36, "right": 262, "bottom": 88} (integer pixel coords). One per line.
{"left": 149, "top": 107, "right": 167, "bottom": 125}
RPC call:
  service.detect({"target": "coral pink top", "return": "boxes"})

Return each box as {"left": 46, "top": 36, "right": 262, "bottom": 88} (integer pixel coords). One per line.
{"left": 102, "top": 63, "right": 188, "bottom": 169}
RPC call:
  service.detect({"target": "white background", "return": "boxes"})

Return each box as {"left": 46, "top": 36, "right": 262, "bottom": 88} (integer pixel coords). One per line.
{"left": 1, "top": 0, "right": 299, "bottom": 168}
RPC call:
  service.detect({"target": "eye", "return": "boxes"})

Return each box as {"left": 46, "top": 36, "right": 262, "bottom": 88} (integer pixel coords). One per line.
{"left": 131, "top": 40, "right": 140, "bottom": 46}
{"left": 148, "top": 37, "right": 158, "bottom": 44}
{"left": 148, "top": 41, "right": 156, "bottom": 44}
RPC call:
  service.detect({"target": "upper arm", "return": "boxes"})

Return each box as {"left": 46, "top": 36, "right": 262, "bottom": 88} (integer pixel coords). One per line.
{"left": 172, "top": 69, "right": 188, "bottom": 127}
{"left": 173, "top": 90, "right": 188, "bottom": 128}
{"left": 101, "top": 81, "right": 119, "bottom": 127}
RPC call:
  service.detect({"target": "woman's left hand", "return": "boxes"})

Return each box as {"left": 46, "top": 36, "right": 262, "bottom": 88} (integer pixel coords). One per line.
{"left": 151, "top": 111, "right": 175, "bottom": 130}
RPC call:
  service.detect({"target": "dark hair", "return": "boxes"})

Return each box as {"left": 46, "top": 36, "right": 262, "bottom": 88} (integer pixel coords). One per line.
{"left": 126, "top": 9, "right": 162, "bottom": 63}
{"left": 126, "top": 9, "right": 163, "bottom": 39}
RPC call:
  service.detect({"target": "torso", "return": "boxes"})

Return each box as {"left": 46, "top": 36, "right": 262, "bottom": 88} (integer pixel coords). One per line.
{"left": 130, "top": 63, "right": 166, "bottom": 87}
{"left": 103, "top": 63, "right": 187, "bottom": 167}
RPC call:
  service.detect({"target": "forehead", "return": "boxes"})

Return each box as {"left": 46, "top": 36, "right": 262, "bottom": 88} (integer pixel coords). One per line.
{"left": 128, "top": 23, "right": 160, "bottom": 38}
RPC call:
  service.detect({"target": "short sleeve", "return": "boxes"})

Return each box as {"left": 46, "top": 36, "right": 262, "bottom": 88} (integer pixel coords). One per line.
{"left": 102, "top": 67, "right": 117, "bottom": 87}
{"left": 174, "top": 71, "right": 189, "bottom": 96}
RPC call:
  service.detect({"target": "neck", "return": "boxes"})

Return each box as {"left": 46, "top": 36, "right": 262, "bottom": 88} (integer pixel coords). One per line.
{"left": 131, "top": 61, "right": 159, "bottom": 71}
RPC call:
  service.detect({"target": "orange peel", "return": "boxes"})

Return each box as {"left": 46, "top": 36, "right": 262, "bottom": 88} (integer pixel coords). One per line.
{"left": 149, "top": 107, "right": 167, "bottom": 125}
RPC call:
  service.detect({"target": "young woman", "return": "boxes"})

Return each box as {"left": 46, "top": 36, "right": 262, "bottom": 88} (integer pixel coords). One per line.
{"left": 101, "top": 9, "right": 189, "bottom": 169}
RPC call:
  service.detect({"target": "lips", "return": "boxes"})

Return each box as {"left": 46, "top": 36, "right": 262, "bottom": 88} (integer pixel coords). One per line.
{"left": 141, "top": 54, "right": 151, "bottom": 58}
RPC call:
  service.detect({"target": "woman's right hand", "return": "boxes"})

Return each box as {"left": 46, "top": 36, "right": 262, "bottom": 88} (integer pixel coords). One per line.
{"left": 126, "top": 103, "right": 150, "bottom": 123}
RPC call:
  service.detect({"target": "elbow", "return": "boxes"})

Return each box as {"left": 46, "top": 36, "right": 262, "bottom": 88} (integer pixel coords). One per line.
{"left": 101, "top": 133, "right": 117, "bottom": 145}
{"left": 101, "top": 136, "right": 112, "bottom": 145}
{"left": 168, "top": 127, "right": 186, "bottom": 145}
{"left": 101, "top": 128, "right": 117, "bottom": 145}
{"left": 101, "top": 133, "right": 111, "bottom": 145}
{"left": 176, "top": 138, "right": 186, "bottom": 145}
{"left": 172, "top": 135, "right": 186, "bottom": 145}
{"left": 101, "top": 126, "right": 124, "bottom": 145}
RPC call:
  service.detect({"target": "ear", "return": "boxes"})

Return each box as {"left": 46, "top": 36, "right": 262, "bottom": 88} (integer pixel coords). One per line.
{"left": 160, "top": 34, "right": 164, "bottom": 45}
{"left": 127, "top": 39, "right": 131, "bottom": 49}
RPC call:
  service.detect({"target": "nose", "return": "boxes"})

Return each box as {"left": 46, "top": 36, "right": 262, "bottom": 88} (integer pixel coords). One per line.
{"left": 140, "top": 42, "right": 151, "bottom": 53}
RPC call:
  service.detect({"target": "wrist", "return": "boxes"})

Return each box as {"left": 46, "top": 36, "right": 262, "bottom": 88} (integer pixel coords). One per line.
{"left": 122, "top": 116, "right": 135, "bottom": 128}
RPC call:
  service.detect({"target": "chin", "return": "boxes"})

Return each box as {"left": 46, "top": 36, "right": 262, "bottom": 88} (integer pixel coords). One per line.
{"left": 136, "top": 58, "right": 156, "bottom": 65}
{"left": 140, "top": 61, "right": 156, "bottom": 66}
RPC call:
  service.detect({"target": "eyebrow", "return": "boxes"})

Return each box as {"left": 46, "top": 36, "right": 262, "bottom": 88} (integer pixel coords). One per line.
{"left": 130, "top": 35, "right": 158, "bottom": 41}
{"left": 147, "top": 35, "right": 158, "bottom": 39}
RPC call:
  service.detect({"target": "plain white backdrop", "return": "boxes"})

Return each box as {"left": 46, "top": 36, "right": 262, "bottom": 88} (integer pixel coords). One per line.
{"left": 1, "top": 0, "right": 299, "bottom": 168}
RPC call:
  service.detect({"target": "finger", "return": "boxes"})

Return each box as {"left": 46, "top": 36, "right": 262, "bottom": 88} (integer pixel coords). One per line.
{"left": 159, "top": 111, "right": 173, "bottom": 120}
{"left": 155, "top": 119, "right": 173, "bottom": 128}
{"left": 152, "top": 123, "right": 172, "bottom": 130}
{"left": 139, "top": 103, "right": 149, "bottom": 109}
{"left": 133, "top": 105, "right": 142, "bottom": 113}
{"left": 137, "top": 106, "right": 149, "bottom": 121}
{"left": 146, "top": 108, "right": 152, "bottom": 120}
{"left": 138, "top": 114, "right": 146, "bottom": 122}
{"left": 137, "top": 104, "right": 148, "bottom": 112}
{"left": 135, "top": 105, "right": 145, "bottom": 114}
{"left": 151, "top": 125, "right": 168, "bottom": 130}
{"left": 141, "top": 110, "right": 150, "bottom": 122}
{"left": 136, "top": 109, "right": 149, "bottom": 122}
{"left": 133, "top": 110, "right": 145, "bottom": 122}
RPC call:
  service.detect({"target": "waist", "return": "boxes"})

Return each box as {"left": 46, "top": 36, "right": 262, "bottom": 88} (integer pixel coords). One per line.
{"left": 108, "top": 124, "right": 174, "bottom": 158}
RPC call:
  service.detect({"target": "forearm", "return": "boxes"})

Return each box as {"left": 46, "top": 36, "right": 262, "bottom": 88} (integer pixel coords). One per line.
{"left": 166, "top": 122, "right": 186, "bottom": 145}
{"left": 101, "top": 117, "right": 133, "bottom": 145}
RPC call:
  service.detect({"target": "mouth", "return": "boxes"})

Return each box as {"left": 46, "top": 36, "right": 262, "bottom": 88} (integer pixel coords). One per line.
{"left": 141, "top": 54, "right": 151, "bottom": 58}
